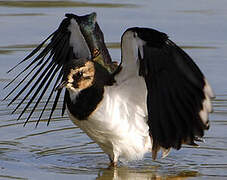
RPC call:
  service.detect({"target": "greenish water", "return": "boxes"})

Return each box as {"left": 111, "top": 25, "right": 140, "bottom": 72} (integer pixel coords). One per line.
{"left": 1, "top": 0, "right": 227, "bottom": 179}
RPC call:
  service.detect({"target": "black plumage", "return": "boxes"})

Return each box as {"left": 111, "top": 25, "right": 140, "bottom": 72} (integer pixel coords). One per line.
{"left": 127, "top": 27, "right": 212, "bottom": 155}
{"left": 63, "top": 59, "right": 115, "bottom": 120}
{"left": 4, "top": 13, "right": 112, "bottom": 126}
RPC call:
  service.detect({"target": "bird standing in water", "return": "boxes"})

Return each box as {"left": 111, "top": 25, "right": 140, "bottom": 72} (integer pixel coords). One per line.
{"left": 4, "top": 12, "right": 214, "bottom": 167}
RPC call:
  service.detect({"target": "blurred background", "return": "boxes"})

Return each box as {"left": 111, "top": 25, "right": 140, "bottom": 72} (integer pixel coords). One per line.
{"left": 0, "top": 0, "right": 227, "bottom": 179}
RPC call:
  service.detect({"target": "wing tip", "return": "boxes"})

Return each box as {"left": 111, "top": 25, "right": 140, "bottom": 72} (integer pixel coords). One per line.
{"left": 6, "top": 63, "right": 22, "bottom": 73}
{"left": 151, "top": 145, "right": 171, "bottom": 160}
{"left": 161, "top": 148, "right": 171, "bottom": 159}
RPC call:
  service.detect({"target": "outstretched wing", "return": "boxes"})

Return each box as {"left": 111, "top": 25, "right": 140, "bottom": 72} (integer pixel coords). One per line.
{"left": 120, "top": 27, "right": 214, "bottom": 159}
{"left": 4, "top": 13, "right": 111, "bottom": 126}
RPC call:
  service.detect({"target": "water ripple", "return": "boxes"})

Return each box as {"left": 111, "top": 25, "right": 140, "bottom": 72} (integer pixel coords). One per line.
{"left": 0, "top": 1, "right": 137, "bottom": 8}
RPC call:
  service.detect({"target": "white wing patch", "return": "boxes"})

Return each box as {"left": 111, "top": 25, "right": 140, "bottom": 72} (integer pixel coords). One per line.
{"left": 68, "top": 19, "right": 91, "bottom": 59}
{"left": 199, "top": 78, "right": 214, "bottom": 127}
{"left": 204, "top": 78, "right": 215, "bottom": 99}
{"left": 161, "top": 148, "right": 171, "bottom": 159}
{"left": 135, "top": 32, "right": 145, "bottom": 59}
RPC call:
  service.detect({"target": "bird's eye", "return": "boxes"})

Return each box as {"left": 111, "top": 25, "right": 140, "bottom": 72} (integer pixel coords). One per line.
{"left": 77, "top": 71, "right": 83, "bottom": 77}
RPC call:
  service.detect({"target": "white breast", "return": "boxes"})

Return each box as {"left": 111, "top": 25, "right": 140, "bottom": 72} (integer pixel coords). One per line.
{"left": 68, "top": 77, "right": 152, "bottom": 162}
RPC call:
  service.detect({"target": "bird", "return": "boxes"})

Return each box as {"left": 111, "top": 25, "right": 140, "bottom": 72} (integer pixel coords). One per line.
{"left": 4, "top": 12, "right": 214, "bottom": 167}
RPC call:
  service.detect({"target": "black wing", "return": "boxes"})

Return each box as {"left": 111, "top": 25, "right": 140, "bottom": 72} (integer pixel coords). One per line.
{"left": 4, "top": 13, "right": 98, "bottom": 126}
{"left": 133, "top": 27, "right": 214, "bottom": 158}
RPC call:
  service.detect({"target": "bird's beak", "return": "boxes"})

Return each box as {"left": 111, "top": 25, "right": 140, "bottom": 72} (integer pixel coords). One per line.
{"left": 55, "top": 81, "right": 68, "bottom": 91}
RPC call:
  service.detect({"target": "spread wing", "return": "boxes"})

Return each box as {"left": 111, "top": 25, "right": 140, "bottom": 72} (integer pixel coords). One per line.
{"left": 120, "top": 27, "right": 214, "bottom": 159}
{"left": 4, "top": 13, "right": 111, "bottom": 126}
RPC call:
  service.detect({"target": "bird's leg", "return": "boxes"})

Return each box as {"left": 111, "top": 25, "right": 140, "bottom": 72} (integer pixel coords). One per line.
{"left": 108, "top": 155, "right": 118, "bottom": 167}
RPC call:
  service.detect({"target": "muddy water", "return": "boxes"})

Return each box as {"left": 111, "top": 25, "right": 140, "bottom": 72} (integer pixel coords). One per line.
{"left": 0, "top": 0, "right": 227, "bottom": 179}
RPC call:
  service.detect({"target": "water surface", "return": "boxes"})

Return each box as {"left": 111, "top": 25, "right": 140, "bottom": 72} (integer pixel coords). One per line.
{"left": 1, "top": 0, "right": 227, "bottom": 179}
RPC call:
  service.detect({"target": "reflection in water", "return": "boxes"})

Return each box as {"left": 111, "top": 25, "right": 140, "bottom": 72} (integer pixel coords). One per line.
{"left": 0, "top": 1, "right": 137, "bottom": 8}
{"left": 0, "top": 175, "right": 27, "bottom": 180}
{"left": 38, "top": 161, "right": 199, "bottom": 180}
{"left": 96, "top": 167, "right": 198, "bottom": 180}
{"left": 176, "top": 10, "right": 216, "bottom": 15}
{"left": 0, "top": 49, "right": 12, "bottom": 55}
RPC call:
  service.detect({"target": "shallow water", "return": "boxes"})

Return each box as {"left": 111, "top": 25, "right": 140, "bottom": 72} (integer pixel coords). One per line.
{"left": 1, "top": 0, "right": 227, "bottom": 179}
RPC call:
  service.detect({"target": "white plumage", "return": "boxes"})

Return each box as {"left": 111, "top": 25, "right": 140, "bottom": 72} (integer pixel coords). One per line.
{"left": 68, "top": 80, "right": 151, "bottom": 162}
{"left": 67, "top": 30, "right": 155, "bottom": 162}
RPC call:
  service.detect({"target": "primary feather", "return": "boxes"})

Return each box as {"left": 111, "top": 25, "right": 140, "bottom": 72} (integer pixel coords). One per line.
{"left": 4, "top": 12, "right": 113, "bottom": 126}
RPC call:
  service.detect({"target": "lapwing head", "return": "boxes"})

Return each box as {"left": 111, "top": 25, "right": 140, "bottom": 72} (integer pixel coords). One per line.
{"left": 56, "top": 58, "right": 115, "bottom": 93}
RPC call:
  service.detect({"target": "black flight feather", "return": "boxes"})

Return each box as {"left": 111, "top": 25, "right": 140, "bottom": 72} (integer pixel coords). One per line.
{"left": 4, "top": 14, "right": 93, "bottom": 126}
